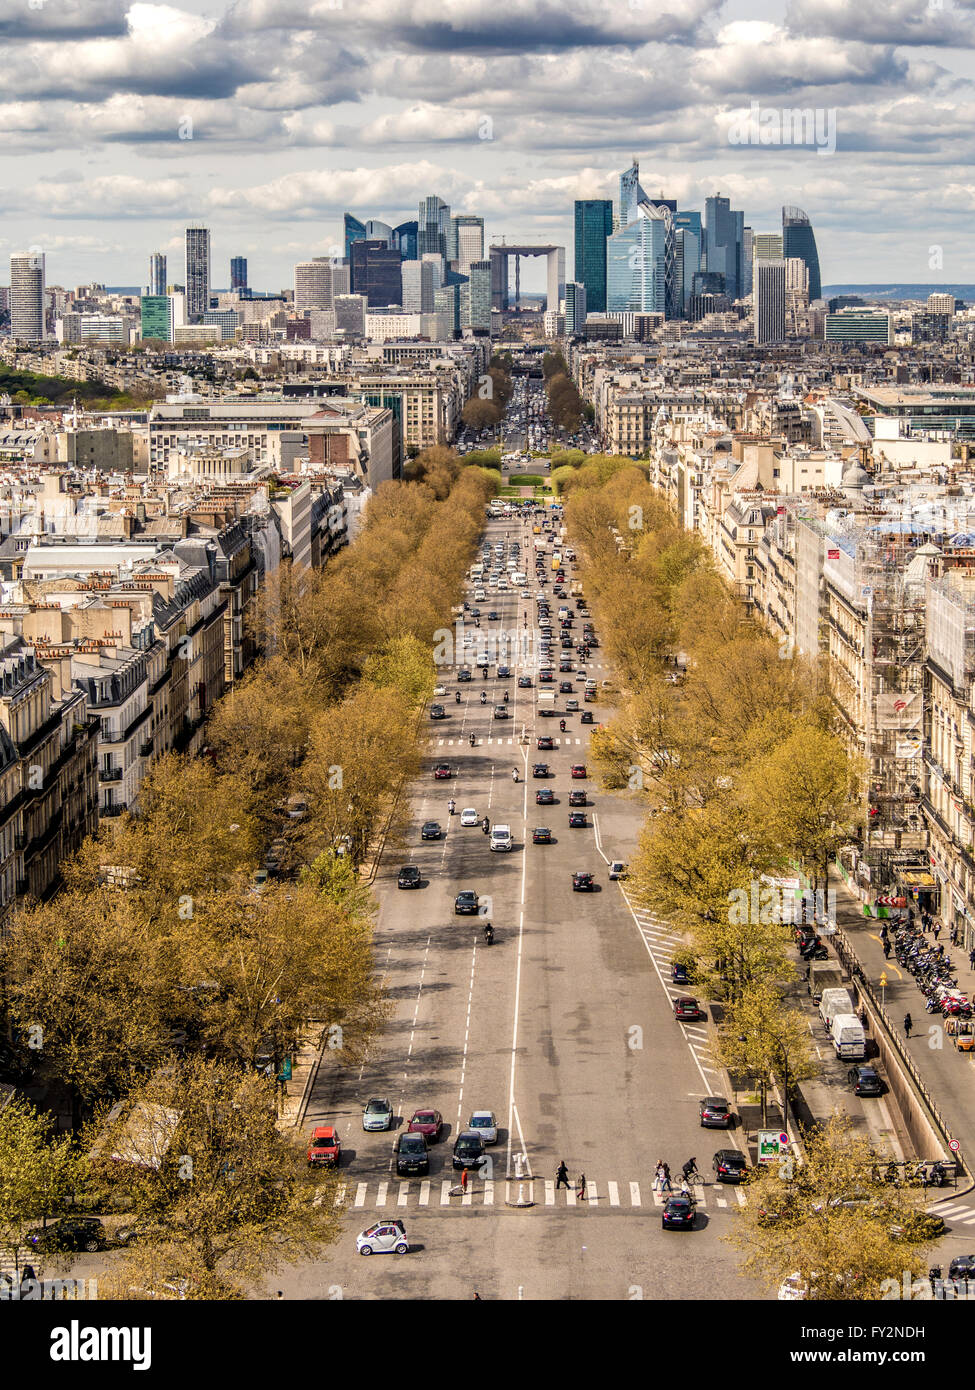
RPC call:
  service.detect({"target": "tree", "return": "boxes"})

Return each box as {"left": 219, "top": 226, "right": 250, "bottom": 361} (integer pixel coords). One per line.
{"left": 362, "top": 633, "right": 435, "bottom": 710}
{"left": 94, "top": 1059, "right": 343, "bottom": 1300}
{"left": 726, "top": 1116, "right": 933, "bottom": 1301}
{"left": 461, "top": 398, "right": 501, "bottom": 431}
{"left": 0, "top": 1098, "right": 79, "bottom": 1278}
{"left": 711, "top": 983, "right": 815, "bottom": 1127}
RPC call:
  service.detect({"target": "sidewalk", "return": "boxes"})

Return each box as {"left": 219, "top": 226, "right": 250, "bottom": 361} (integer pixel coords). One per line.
{"left": 829, "top": 866, "right": 975, "bottom": 1177}
{"left": 276, "top": 1029, "right": 324, "bottom": 1133}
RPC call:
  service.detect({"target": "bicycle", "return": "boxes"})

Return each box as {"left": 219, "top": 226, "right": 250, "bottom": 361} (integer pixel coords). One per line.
{"left": 682, "top": 1169, "right": 705, "bottom": 1186}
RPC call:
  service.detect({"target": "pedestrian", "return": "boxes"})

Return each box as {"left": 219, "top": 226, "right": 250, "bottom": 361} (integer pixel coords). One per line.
{"left": 848, "top": 1064, "right": 859, "bottom": 1085}
{"left": 652, "top": 1161, "right": 664, "bottom": 1192}
{"left": 969, "top": 947, "right": 975, "bottom": 970}
{"left": 951, "top": 926, "right": 959, "bottom": 947}
{"left": 555, "top": 1159, "right": 570, "bottom": 1189}
{"left": 473, "top": 1291, "right": 482, "bottom": 1300}
{"left": 883, "top": 940, "right": 891, "bottom": 959}
{"left": 661, "top": 1162, "right": 673, "bottom": 1192}
{"left": 934, "top": 922, "right": 942, "bottom": 941}
{"left": 904, "top": 1012, "right": 913, "bottom": 1038}
{"left": 577, "top": 1172, "right": 587, "bottom": 1201}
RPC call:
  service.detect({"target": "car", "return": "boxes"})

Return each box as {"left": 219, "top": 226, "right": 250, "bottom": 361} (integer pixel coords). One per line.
{"left": 700, "top": 1097, "right": 733, "bottom": 1129}
{"left": 662, "top": 1195, "right": 697, "bottom": 1230}
{"left": 488, "top": 611, "right": 500, "bottom": 622}
{"left": 576, "top": 668, "right": 587, "bottom": 680}
{"left": 433, "top": 684, "right": 447, "bottom": 697}
{"left": 518, "top": 676, "right": 533, "bottom": 688}
{"left": 458, "top": 668, "right": 472, "bottom": 682}
{"left": 494, "top": 705, "right": 509, "bottom": 720}
{"left": 671, "top": 961, "right": 691, "bottom": 984}
{"left": 559, "top": 681, "right": 573, "bottom": 694}
{"left": 356, "top": 1220, "right": 410, "bottom": 1256}
{"left": 308, "top": 1126, "right": 341, "bottom": 1166}
{"left": 468, "top": 1110, "right": 498, "bottom": 1144}
{"left": 490, "top": 825, "right": 513, "bottom": 852}
{"left": 429, "top": 705, "right": 445, "bottom": 722}
{"left": 674, "top": 996, "right": 704, "bottom": 1022}
{"left": 455, "top": 891, "right": 480, "bottom": 916}
{"left": 851, "top": 1065, "right": 885, "bottom": 1097}
{"left": 537, "top": 736, "right": 555, "bottom": 750}
{"left": 434, "top": 764, "right": 452, "bottom": 779}
{"left": 572, "top": 871, "right": 595, "bottom": 891}
{"left": 568, "top": 812, "right": 587, "bottom": 828}
{"left": 568, "top": 790, "right": 587, "bottom": 806}
{"left": 535, "top": 788, "right": 555, "bottom": 806}
{"left": 539, "top": 671, "right": 555, "bottom": 683}
{"left": 421, "top": 820, "right": 443, "bottom": 840}
{"left": 533, "top": 762, "right": 552, "bottom": 779}
{"left": 532, "top": 826, "right": 552, "bottom": 843}
{"left": 397, "top": 865, "right": 421, "bottom": 889}
{"left": 581, "top": 711, "right": 594, "bottom": 724}
{"left": 27, "top": 1217, "right": 106, "bottom": 1254}
{"left": 608, "top": 861, "right": 627, "bottom": 880}
{"left": 713, "top": 1150, "right": 748, "bottom": 1183}
{"left": 453, "top": 1130, "right": 486, "bottom": 1170}
{"left": 362, "top": 1098, "right": 393, "bottom": 1131}
{"left": 460, "top": 807, "right": 479, "bottom": 827}
{"left": 407, "top": 1109, "right": 443, "bottom": 1141}
{"left": 570, "top": 765, "right": 587, "bottom": 779}
{"left": 498, "top": 664, "right": 511, "bottom": 678}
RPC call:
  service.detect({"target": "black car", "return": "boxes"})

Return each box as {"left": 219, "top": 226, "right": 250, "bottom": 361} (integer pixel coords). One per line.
{"left": 398, "top": 865, "right": 421, "bottom": 889}
{"left": 536, "top": 788, "right": 555, "bottom": 805}
{"left": 455, "top": 891, "right": 479, "bottom": 915}
{"left": 498, "top": 665, "right": 511, "bottom": 678}
{"left": 430, "top": 704, "right": 446, "bottom": 720}
{"left": 518, "top": 676, "right": 533, "bottom": 688}
{"left": 395, "top": 1132, "right": 430, "bottom": 1177}
{"left": 700, "top": 1097, "right": 733, "bottom": 1128}
{"left": 532, "top": 763, "right": 550, "bottom": 777}
{"left": 851, "top": 1065, "right": 884, "bottom": 1097}
{"left": 539, "top": 671, "right": 555, "bottom": 683}
{"left": 713, "top": 1150, "right": 748, "bottom": 1183}
{"left": 560, "top": 660, "right": 574, "bottom": 672}
{"left": 572, "top": 871, "right": 595, "bottom": 891}
{"left": 488, "top": 612, "right": 500, "bottom": 622}
{"left": 568, "top": 812, "right": 587, "bottom": 828}
{"left": 662, "top": 1195, "right": 696, "bottom": 1231}
{"left": 457, "top": 668, "right": 472, "bottom": 682}
{"left": 421, "top": 821, "right": 442, "bottom": 840}
{"left": 452, "top": 1130, "right": 486, "bottom": 1170}
{"left": 559, "top": 681, "right": 573, "bottom": 693}
{"left": 27, "top": 1217, "right": 106, "bottom": 1254}
{"left": 672, "top": 962, "right": 691, "bottom": 984}
{"left": 581, "top": 711, "right": 594, "bottom": 724}
{"left": 532, "top": 827, "right": 552, "bottom": 844}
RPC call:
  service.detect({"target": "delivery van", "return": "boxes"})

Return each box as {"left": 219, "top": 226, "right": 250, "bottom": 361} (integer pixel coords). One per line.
{"left": 819, "top": 988, "right": 856, "bottom": 1032}
{"left": 832, "top": 1014, "right": 866, "bottom": 1060}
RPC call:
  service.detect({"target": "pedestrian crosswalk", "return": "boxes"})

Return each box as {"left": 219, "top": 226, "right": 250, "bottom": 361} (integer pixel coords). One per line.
{"left": 428, "top": 737, "right": 586, "bottom": 747}
{"left": 329, "top": 1176, "right": 748, "bottom": 1212}
{"left": 927, "top": 1197, "right": 975, "bottom": 1226}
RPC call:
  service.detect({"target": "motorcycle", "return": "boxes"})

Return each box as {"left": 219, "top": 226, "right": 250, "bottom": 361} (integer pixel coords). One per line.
{"left": 503, "top": 690, "right": 509, "bottom": 703}
{"left": 484, "top": 923, "right": 494, "bottom": 945}
{"left": 559, "top": 720, "right": 566, "bottom": 732}
{"left": 480, "top": 691, "right": 487, "bottom": 705}
{"left": 448, "top": 799, "right": 456, "bottom": 815}
{"left": 482, "top": 818, "right": 490, "bottom": 834}
{"left": 512, "top": 768, "right": 519, "bottom": 782}
{"left": 470, "top": 733, "right": 476, "bottom": 747}
{"left": 456, "top": 692, "right": 461, "bottom": 704}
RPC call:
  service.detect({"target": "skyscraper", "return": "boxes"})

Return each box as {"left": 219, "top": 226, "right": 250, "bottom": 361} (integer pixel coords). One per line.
{"left": 364, "top": 220, "right": 393, "bottom": 245}
{"left": 230, "top": 256, "right": 248, "bottom": 293}
{"left": 741, "top": 228, "right": 753, "bottom": 300}
{"left": 461, "top": 261, "right": 492, "bottom": 332}
{"left": 574, "top": 200, "right": 614, "bottom": 316}
{"left": 451, "top": 215, "right": 485, "bottom": 276}
{"left": 344, "top": 214, "right": 367, "bottom": 261}
{"left": 754, "top": 259, "right": 786, "bottom": 345}
{"left": 606, "top": 204, "right": 670, "bottom": 314}
{"left": 350, "top": 240, "right": 402, "bottom": 306}
{"left": 295, "top": 258, "right": 338, "bottom": 312}
{"left": 184, "top": 226, "right": 210, "bottom": 321}
{"left": 402, "top": 259, "right": 436, "bottom": 313}
{"left": 564, "top": 281, "right": 587, "bottom": 334}
{"left": 704, "top": 195, "right": 744, "bottom": 303}
{"left": 782, "top": 206, "right": 822, "bottom": 302}
{"left": 618, "top": 158, "right": 648, "bottom": 227}
{"left": 418, "top": 196, "right": 450, "bottom": 259}
{"left": 149, "top": 251, "right": 167, "bottom": 297}
{"left": 10, "top": 252, "right": 45, "bottom": 339}
{"left": 392, "top": 221, "right": 418, "bottom": 260}
{"left": 674, "top": 212, "right": 702, "bottom": 316}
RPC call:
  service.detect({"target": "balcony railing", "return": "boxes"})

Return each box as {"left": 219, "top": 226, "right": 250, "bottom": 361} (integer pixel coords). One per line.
{"left": 98, "top": 767, "right": 122, "bottom": 784}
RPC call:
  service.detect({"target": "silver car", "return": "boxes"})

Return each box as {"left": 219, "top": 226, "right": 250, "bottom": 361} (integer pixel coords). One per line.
{"left": 362, "top": 1097, "right": 393, "bottom": 1132}
{"left": 467, "top": 1110, "right": 498, "bottom": 1144}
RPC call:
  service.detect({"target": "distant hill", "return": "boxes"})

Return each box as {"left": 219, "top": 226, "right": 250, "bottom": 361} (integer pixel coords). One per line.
{"left": 823, "top": 284, "right": 975, "bottom": 301}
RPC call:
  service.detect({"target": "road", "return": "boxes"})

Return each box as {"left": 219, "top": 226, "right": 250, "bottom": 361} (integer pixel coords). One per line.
{"left": 280, "top": 506, "right": 767, "bottom": 1300}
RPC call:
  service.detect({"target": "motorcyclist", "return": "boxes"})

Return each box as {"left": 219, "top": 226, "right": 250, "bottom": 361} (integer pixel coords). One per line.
{"left": 559, "top": 719, "right": 566, "bottom": 732}
{"left": 482, "top": 667, "right": 488, "bottom": 679}
{"left": 512, "top": 767, "right": 519, "bottom": 782}
{"left": 448, "top": 798, "right": 455, "bottom": 815}
{"left": 482, "top": 816, "right": 490, "bottom": 833}
{"left": 470, "top": 732, "right": 476, "bottom": 747}
{"left": 484, "top": 922, "right": 494, "bottom": 945}
{"left": 503, "top": 690, "right": 509, "bottom": 703}
{"left": 481, "top": 690, "right": 487, "bottom": 705}
{"left": 456, "top": 691, "right": 461, "bottom": 704}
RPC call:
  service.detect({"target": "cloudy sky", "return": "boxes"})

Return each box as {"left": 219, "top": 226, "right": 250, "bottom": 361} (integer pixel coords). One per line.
{"left": 2, "top": 0, "right": 973, "bottom": 292}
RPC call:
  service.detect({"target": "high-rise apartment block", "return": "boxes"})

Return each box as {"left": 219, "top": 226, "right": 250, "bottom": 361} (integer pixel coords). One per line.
{"left": 149, "top": 251, "right": 167, "bottom": 297}
{"left": 754, "top": 259, "right": 786, "bottom": 344}
{"left": 184, "top": 226, "right": 211, "bottom": 321}
{"left": 10, "top": 252, "right": 46, "bottom": 340}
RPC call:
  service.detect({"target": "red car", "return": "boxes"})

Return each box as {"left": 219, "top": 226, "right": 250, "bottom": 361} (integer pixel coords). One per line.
{"left": 434, "top": 764, "right": 452, "bottom": 779}
{"left": 674, "top": 997, "right": 704, "bottom": 1022}
{"left": 307, "top": 1126, "right": 341, "bottom": 1167}
{"left": 408, "top": 1109, "right": 443, "bottom": 1141}
{"left": 570, "top": 765, "right": 587, "bottom": 779}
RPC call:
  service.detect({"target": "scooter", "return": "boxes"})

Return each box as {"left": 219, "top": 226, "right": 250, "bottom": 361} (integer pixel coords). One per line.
{"left": 480, "top": 691, "right": 487, "bottom": 705}
{"left": 469, "top": 733, "right": 476, "bottom": 747}
{"left": 482, "top": 818, "right": 490, "bottom": 834}
{"left": 456, "top": 692, "right": 461, "bottom": 704}
{"left": 484, "top": 923, "right": 494, "bottom": 946}
{"left": 448, "top": 799, "right": 456, "bottom": 815}
{"left": 559, "top": 720, "right": 566, "bottom": 732}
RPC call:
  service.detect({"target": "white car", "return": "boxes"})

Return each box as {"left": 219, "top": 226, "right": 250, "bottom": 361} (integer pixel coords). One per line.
{"left": 490, "top": 824, "right": 513, "bottom": 852}
{"left": 433, "top": 684, "right": 447, "bottom": 697}
{"left": 460, "top": 807, "right": 479, "bottom": 827}
{"left": 356, "top": 1220, "right": 410, "bottom": 1256}
{"left": 468, "top": 1110, "right": 498, "bottom": 1144}
{"left": 608, "top": 861, "right": 628, "bottom": 881}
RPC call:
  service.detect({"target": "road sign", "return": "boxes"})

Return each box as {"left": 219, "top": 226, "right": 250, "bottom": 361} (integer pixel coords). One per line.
{"left": 880, "top": 973, "right": 887, "bottom": 987}
{"left": 950, "top": 1139, "right": 960, "bottom": 1152}
{"left": 758, "top": 1131, "right": 788, "bottom": 1164}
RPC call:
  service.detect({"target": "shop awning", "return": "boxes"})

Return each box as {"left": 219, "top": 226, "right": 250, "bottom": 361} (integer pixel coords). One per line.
{"left": 900, "top": 871, "right": 937, "bottom": 887}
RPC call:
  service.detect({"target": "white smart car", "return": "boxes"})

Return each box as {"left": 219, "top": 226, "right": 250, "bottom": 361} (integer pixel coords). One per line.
{"left": 356, "top": 1220, "right": 410, "bottom": 1256}
{"left": 460, "top": 807, "right": 479, "bottom": 827}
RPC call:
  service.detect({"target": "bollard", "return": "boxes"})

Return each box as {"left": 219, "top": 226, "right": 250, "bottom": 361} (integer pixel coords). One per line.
{"left": 505, "top": 1150, "right": 535, "bottom": 1208}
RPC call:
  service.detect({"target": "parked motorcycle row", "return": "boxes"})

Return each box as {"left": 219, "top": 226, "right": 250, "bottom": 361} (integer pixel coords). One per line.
{"left": 890, "top": 922, "right": 970, "bottom": 1018}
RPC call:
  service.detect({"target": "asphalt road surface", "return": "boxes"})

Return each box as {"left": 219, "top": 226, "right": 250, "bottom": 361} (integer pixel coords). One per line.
{"left": 284, "top": 511, "right": 767, "bottom": 1301}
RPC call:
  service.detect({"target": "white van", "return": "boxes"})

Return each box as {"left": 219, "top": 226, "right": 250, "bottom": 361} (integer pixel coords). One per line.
{"left": 832, "top": 1014, "right": 866, "bottom": 1060}
{"left": 474, "top": 588, "right": 486, "bottom": 602}
{"left": 497, "top": 576, "right": 509, "bottom": 590}
{"left": 819, "top": 988, "right": 855, "bottom": 1032}
{"left": 490, "top": 824, "right": 513, "bottom": 852}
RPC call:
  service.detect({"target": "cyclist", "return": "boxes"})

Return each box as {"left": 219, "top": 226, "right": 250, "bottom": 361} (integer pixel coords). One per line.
{"left": 682, "top": 1157, "right": 699, "bottom": 1184}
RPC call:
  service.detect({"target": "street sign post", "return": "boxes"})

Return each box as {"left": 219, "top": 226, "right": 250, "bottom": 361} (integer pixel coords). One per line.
{"left": 757, "top": 1131, "right": 789, "bottom": 1164}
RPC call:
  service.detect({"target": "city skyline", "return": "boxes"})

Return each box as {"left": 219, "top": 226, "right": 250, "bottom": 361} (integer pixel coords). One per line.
{"left": 2, "top": 0, "right": 974, "bottom": 289}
